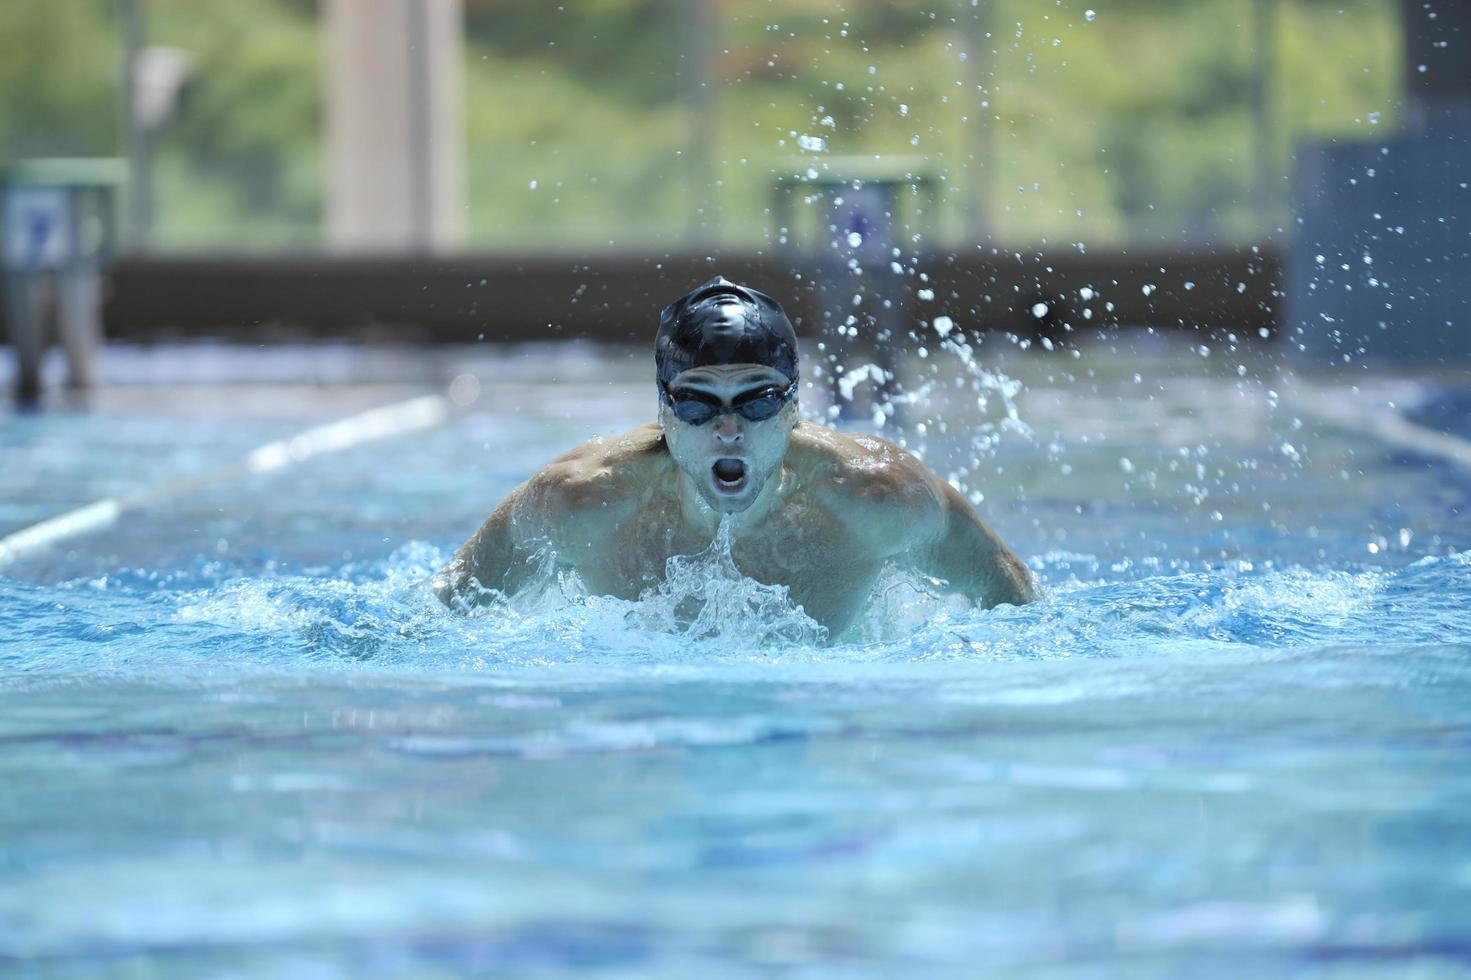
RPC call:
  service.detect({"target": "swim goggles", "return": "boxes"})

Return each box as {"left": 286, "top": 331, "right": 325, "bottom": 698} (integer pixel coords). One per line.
{"left": 660, "top": 379, "right": 797, "bottom": 425}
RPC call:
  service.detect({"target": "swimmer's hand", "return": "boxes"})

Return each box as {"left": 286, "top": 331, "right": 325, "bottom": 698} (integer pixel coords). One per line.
{"left": 431, "top": 557, "right": 503, "bottom": 611}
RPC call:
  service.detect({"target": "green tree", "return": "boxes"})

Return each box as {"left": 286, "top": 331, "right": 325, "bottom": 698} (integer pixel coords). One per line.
{"left": 0, "top": 0, "right": 116, "bottom": 160}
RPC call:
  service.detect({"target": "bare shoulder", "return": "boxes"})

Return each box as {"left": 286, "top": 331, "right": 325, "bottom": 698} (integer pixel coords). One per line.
{"left": 545, "top": 423, "right": 668, "bottom": 473}
{"left": 789, "top": 422, "right": 942, "bottom": 499}
{"left": 787, "top": 423, "right": 1031, "bottom": 605}
{"left": 440, "top": 425, "right": 668, "bottom": 595}
{"left": 530, "top": 423, "right": 671, "bottom": 516}
{"left": 787, "top": 422, "right": 945, "bottom": 545}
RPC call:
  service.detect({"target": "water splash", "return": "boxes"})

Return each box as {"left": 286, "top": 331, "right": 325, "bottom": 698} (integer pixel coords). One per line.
{"left": 4, "top": 545, "right": 1468, "bottom": 681}
{"left": 630, "top": 517, "right": 827, "bottom": 646}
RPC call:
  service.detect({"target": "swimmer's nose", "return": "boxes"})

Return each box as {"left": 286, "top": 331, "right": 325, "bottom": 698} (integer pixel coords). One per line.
{"left": 712, "top": 414, "right": 743, "bottom": 445}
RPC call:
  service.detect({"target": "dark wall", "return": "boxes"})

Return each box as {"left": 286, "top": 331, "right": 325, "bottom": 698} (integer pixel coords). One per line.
{"left": 97, "top": 246, "right": 1280, "bottom": 345}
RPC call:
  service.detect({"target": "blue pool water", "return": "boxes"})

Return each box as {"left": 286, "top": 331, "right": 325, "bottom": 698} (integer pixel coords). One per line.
{"left": 2, "top": 340, "right": 1469, "bottom": 977}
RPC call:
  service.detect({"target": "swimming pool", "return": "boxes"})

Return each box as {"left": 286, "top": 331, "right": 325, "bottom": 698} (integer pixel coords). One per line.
{"left": 2, "top": 338, "right": 1469, "bottom": 977}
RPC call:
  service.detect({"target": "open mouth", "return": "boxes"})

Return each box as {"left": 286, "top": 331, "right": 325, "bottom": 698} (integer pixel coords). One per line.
{"left": 711, "top": 457, "right": 748, "bottom": 494}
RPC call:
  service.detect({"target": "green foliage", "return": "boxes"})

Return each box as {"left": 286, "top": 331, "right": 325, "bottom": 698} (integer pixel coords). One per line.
{"left": 0, "top": 0, "right": 1402, "bottom": 250}
{"left": 0, "top": 0, "right": 116, "bottom": 158}
{"left": 146, "top": 0, "right": 323, "bottom": 248}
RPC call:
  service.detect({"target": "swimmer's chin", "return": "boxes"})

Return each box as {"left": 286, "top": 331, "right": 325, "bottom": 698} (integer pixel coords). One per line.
{"left": 699, "top": 482, "right": 758, "bottom": 514}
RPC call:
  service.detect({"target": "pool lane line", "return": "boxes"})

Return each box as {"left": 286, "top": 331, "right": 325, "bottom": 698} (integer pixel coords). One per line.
{"left": 0, "top": 393, "right": 452, "bottom": 565}
{"left": 1287, "top": 380, "right": 1471, "bottom": 471}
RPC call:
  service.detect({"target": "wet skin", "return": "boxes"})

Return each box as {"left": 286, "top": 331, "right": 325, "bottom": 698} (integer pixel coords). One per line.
{"left": 436, "top": 364, "right": 1034, "bottom": 639}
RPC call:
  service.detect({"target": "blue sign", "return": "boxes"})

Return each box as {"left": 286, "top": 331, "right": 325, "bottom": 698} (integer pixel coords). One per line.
{"left": 3, "top": 186, "right": 72, "bottom": 269}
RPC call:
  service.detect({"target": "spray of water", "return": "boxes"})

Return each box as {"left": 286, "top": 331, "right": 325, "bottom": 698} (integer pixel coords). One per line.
{"left": 5, "top": 544, "right": 1466, "bottom": 680}
{"left": 631, "top": 516, "right": 828, "bottom": 646}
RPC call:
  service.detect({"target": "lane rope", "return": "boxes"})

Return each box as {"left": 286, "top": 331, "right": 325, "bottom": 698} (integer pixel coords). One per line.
{"left": 0, "top": 394, "right": 451, "bottom": 565}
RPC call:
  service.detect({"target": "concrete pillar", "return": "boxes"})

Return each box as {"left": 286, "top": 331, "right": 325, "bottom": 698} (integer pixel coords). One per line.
{"left": 323, "top": 0, "right": 465, "bottom": 252}
{"left": 1250, "top": 0, "right": 1277, "bottom": 226}
{"left": 963, "top": 0, "right": 996, "bottom": 243}
{"left": 116, "top": 0, "right": 153, "bottom": 250}
{"left": 676, "top": 0, "right": 716, "bottom": 239}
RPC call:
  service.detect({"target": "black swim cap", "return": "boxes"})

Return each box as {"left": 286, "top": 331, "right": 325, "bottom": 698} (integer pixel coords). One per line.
{"left": 655, "top": 276, "right": 799, "bottom": 387}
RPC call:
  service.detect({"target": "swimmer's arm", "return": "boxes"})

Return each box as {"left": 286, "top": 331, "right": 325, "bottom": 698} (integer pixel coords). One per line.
{"left": 433, "top": 486, "right": 527, "bottom": 608}
{"left": 831, "top": 435, "right": 1033, "bottom": 608}
{"left": 434, "top": 441, "right": 637, "bottom": 609}
{"left": 915, "top": 479, "right": 1035, "bottom": 609}
{"left": 433, "top": 459, "right": 576, "bottom": 606}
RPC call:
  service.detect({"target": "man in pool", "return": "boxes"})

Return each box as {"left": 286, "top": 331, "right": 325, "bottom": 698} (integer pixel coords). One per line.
{"left": 435, "top": 276, "right": 1034, "bottom": 636}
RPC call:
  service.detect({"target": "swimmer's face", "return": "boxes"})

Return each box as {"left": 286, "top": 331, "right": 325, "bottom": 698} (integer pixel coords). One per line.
{"left": 658, "top": 364, "right": 798, "bottom": 514}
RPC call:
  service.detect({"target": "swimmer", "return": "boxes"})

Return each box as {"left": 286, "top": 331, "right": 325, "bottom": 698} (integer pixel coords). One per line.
{"left": 436, "top": 276, "right": 1034, "bottom": 637}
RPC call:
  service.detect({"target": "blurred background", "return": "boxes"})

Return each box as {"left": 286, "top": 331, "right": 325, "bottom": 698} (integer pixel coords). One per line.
{"left": 0, "top": 0, "right": 1467, "bottom": 566}
{"left": 0, "top": 0, "right": 1403, "bottom": 250}
{"left": 2, "top": 0, "right": 1464, "bottom": 381}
